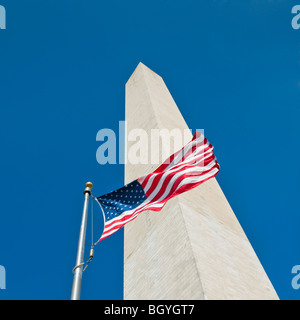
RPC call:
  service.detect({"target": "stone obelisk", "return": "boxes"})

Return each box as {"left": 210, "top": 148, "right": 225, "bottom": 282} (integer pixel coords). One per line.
{"left": 124, "top": 62, "right": 278, "bottom": 300}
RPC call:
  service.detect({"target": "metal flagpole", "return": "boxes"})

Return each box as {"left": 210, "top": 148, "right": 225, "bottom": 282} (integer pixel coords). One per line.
{"left": 70, "top": 182, "right": 93, "bottom": 300}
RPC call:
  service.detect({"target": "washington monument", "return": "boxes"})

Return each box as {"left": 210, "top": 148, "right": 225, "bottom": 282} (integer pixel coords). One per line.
{"left": 123, "top": 62, "right": 278, "bottom": 300}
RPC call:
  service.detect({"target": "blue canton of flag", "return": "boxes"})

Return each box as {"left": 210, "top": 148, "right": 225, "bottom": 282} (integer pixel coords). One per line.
{"left": 97, "top": 180, "right": 147, "bottom": 223}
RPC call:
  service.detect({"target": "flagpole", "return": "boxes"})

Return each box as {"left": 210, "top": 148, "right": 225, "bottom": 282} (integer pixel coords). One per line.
{"left": 70, "top": 182, "right": 93, "bottom": 300}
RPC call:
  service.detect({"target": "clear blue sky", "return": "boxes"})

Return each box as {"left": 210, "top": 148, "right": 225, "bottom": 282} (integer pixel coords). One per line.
{"left": 0, "top": 0, "right": 299, "bottom": 300}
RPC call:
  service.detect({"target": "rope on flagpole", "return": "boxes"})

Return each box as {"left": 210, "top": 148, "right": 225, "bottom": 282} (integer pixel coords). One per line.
{"left": 72, "top": 244, "right": 95, "bottom": 274}
{"left": 72, "top": 244, "right": 94, "bottom": 274}
{"left": 72, "top": 190, "right": 107, "bottom": 274}
{"left": 72, "top": 190, "right": 108, "bottom": 274}
{"left": 91, "top": 194, "right": 106, "bottom": 246}
{"left": 91, "top": 194, "right": 94, "bottom": 247}
{"left": 72, "top": 196, "right": 95, "bottom": 274}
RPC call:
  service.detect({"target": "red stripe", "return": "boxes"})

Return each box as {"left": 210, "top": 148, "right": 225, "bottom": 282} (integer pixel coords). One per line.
{"left": 153, "top": 132, "right": 204, "bottom": 173}
{"left": 142, "top": 134, "right": 207, "bottom": 188}
{"left": 162, "top": 143, "right": 213, "bottom": 173}
{"left": 144, "top": 146, "right": 214, "bottom": 198}
{"left": 150, "top": 160, "right": 218, "bottom": 204}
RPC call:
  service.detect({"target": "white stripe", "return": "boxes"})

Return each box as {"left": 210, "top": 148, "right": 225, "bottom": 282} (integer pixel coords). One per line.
{"left": 143, "top": 143, "right": 212, "bottom": 193}
{"left": 166, "top": 146, "right": 214, "bottom": 173}
{"left": 149, "top": 159, "right": 218, "bottom": 204}
{"left": 163, "top": 135, "right": 205, "bottom": 172}
{"left": 146, "top": 153, "right": 217, "bottom": 202}
{"left": 175, "top": 167, "right": 219, "bottom": 190}
{"left": 136, "top": 167, "right": 219, "bottom": 213}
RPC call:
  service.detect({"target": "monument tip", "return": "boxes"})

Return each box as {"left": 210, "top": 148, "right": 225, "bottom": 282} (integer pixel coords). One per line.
{"left": 127, "top": 62, "right": 162, "bottom": 85}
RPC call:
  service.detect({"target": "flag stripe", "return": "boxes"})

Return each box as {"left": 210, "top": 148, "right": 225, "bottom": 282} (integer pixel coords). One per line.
{"left": 142, "top": 142, "right": 212, "bottom": 194}
{"left": 154, "top": 134, "right": 206, "bottom": 173}
{"left": 143, "top": 146, "right": 215, "bottom": 199}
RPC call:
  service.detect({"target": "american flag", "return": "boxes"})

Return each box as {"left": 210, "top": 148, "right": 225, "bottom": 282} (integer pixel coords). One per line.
{"left": 95, "top": 131, "right": 220, "bottom": 242}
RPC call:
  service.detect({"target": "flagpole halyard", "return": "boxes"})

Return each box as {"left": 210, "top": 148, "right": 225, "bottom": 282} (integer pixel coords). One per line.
{"left": 70, "top": 182, "right": 93, "bottom": 300}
